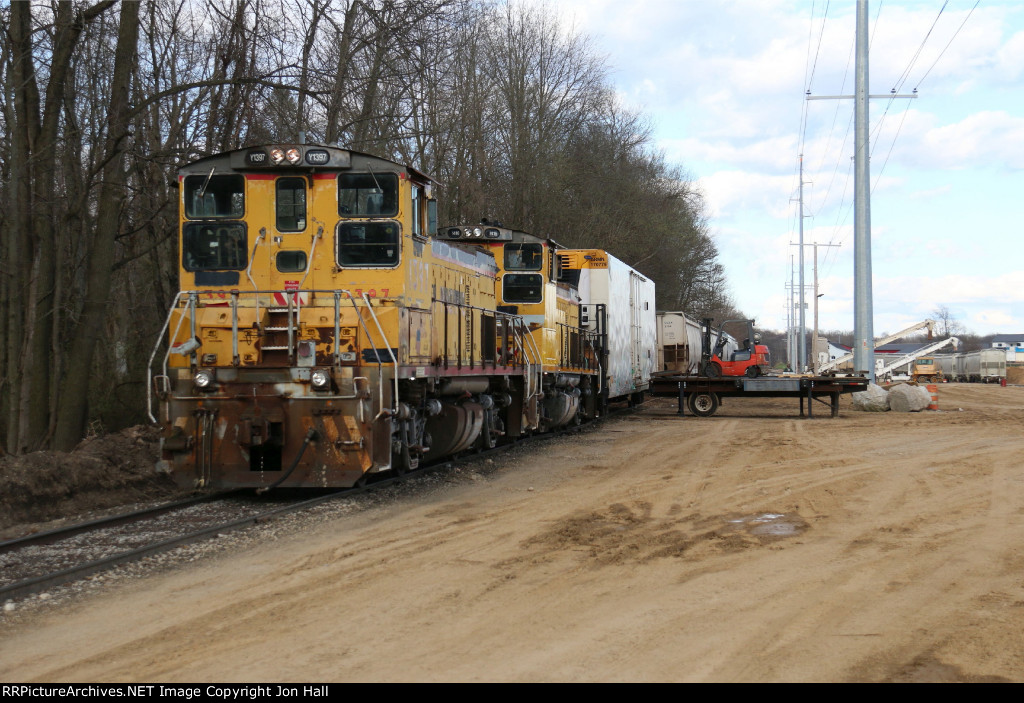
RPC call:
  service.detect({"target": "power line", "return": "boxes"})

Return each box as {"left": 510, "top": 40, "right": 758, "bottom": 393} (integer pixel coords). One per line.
{"left": 893, "top": 0, "right": 948, "bottom": 92}
{"left": 807, "top": 1, "right": 832, "bottom": 91}
{"left": 915, "top": 0, "right": 981, "bottom": 89}
{"left": 872, "top": 99, "right": 914, "bottom": 192}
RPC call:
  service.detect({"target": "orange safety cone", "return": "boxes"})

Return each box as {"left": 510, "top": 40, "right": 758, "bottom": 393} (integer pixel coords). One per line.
{"left": 925, "top": 383, "right": 938, "bottom": 410}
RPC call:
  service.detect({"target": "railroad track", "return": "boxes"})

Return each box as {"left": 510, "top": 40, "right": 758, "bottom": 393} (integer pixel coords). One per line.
{"left": 0, "top": 407, "right": 626, "bottom": 605}
{"left": 0, "top": 491, "right": 352, "bottom": 602}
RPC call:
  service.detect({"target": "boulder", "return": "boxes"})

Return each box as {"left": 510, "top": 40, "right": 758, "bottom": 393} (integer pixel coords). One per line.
{"left": 888, "top": 383, "right": 931, "bottom": 412}
{"left": 852, "top": 383, "right": 890, "bottom": 412}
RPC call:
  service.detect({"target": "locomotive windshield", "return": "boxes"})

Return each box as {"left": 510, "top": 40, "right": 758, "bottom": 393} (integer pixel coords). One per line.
{"left": 182, "top": 223, "right": 248, "bottom": 270}
{"left": 502, "top": 274, "right": 543, "bottom": 303}
{"left": 504, "top": 243, "right": 543, "bottom": 271}
{"left": 184, "top": 174, "right": 244, "bottom": 218}
{"left": 337, "top": 221, "right": 400, "bottom": 266}
{"left": 338, "top": 173, "right": 398, "bottom": 216}
{"left": 276, "top": 177, "right": 307, "bottom": 231}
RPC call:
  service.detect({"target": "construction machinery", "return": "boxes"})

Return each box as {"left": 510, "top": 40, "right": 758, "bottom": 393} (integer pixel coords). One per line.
{"left": 910, "top": 356, "right": 941, "bottom": 384}
{"left": 819, "top": 319, "right": 937, "bottom": 375}
{"left": 699, "top": 318, "right": 771, "bottom": 378}
{"left": 875, "top": 336, "right": 959, "bottom": 383}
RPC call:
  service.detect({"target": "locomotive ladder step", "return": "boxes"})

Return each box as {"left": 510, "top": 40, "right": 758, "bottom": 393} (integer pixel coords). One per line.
{"left": 264, "top": 326, "right": 298, "bottom": 331}
{"left": 260, "top": 345, "right": 291, "bottom": 351}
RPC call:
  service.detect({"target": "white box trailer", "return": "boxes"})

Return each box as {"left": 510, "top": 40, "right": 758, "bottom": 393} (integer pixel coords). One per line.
{"left": 559, "top": 250, "right": 657, "bottom": 401}
{"left": 657, "top": 311, "right": 703, "bottom": 374}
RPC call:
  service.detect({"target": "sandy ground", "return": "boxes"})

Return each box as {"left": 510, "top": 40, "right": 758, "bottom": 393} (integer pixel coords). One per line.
{"left": 2, "top": 384, "right": 1023, "bottom": 682}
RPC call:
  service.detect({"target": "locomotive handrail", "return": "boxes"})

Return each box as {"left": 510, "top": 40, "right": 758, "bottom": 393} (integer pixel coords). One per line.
{"left": 518, "top": 321, "right": 543, "bottom": 402}
{"left": 245, "top": 228, "right": 267, "bottom": 323}
{"left": 512, "top": 323, "right": 536, "bottom": 400}
{"left": 230, "top": 291, "right": 240, "bottom": 366}
{"left": 298, "top": 225, "right": 321, "bottom": 291}
{"left": 146, "top": 290, "right": 188, "bottom": 423}
{"left": 362, "top": 291, "right": 400, "bottom": 423}
{"left": 341, "top": 290, "right": 387, "bottom": 432}
{"left": 433, "top": 298, "right": 528, "bottom": 372}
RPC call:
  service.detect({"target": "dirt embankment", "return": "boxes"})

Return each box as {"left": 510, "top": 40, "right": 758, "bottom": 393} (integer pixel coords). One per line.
{"left": 0, "top": 426, "right": 181, "bottom": 537}
{"left": 2, "top": 384, "right": 1023, "bottom": 682}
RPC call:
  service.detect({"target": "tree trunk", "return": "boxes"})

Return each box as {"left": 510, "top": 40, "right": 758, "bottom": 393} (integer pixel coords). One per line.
{"left": 53, "top": 0, "right": 141, "bottom": 450}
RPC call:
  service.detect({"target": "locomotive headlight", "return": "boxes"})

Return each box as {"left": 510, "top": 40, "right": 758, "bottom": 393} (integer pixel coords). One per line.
{"left": 193, "top": 369, "right": 214, "bottom": 390}
{"left": 473, "top": 227, "right": 482, "bottom": 237}
{"left": 270, "top": 147, "right": 285, "bottom": 164}
{"left": 311, "top": 369, "right": 331, "bottom": 391}
{"left": 286, "top": 148, "right": 301, "bottom": 164}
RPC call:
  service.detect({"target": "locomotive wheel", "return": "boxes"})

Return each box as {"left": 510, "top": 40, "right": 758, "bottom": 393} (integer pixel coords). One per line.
{"left": 688, "top": 392, "right": 719, "bottom": 417}
{"left": 706, "top": 362, "right": 722, "bottom": 378}
{"left": 745, "top": 365, "right": 760, "bottom": 378}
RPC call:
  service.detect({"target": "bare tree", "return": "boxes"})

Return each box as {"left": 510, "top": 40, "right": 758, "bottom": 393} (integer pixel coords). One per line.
{"left": 932, "top": 305, "right": 965, "bottom": 337}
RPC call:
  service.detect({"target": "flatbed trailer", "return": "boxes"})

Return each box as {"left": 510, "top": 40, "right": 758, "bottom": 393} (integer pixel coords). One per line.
{"left": 649, "top": 373, "right": 870, "bottom": 418}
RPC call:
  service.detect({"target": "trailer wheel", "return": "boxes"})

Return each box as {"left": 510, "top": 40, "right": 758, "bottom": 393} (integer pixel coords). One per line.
{"left": 688, "top": 392, "right": 719, "bottom": 417}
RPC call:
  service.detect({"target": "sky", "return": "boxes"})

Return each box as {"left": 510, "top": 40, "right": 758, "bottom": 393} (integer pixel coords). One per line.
{"left": 549, "top": 0, "right": 1023, "bottom": 337}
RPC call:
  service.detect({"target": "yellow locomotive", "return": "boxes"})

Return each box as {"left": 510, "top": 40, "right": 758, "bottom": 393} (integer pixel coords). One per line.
{"left": 148, "top": 145, "right": 601, "bottom": 489}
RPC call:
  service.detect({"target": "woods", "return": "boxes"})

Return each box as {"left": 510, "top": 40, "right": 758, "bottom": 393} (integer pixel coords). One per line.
{"left": 0, "top": 0, "right": 733, "bottom": 454}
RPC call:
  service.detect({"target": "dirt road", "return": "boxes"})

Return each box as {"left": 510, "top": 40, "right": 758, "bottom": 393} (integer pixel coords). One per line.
{"left": 2, "top": 384, "right": 1022, "bottom": 682}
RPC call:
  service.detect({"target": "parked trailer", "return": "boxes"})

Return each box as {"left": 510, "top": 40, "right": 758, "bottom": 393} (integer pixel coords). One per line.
{"left": 560, "top": 250, "right": 657, "bottom": 402}
{"left": 650, "top": 373, "right": 869, "bottom": 418}
{"left": 657, "top": 311, "right": 703, "bottom": 375}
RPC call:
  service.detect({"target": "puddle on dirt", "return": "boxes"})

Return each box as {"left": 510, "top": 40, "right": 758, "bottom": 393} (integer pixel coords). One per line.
{"left": 729, "top": 512, "right": 808, "bottom": 538}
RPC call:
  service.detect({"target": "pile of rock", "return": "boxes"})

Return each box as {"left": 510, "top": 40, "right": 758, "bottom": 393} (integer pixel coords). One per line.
{"left": 852, "top": 383, "right": 933, "bottom": 412}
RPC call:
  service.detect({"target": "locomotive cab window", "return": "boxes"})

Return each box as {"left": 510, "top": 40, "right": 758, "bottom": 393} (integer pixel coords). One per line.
{"left": 276, "top": 178, "right": 306, "bottom": 232}
{"left": 184, "top": 174, "right": 244, "bottom": 218}
{"left": 276, "top": 250, "right": 307, "bottom": 273}
{"left": 502, "top": 273, "right": 543, "bottom": 303}
{"left": 183, "top": 223, "right": 247, "bottom": 270}
{"left": 338, "top": 173, "right": 398, "bottom": 217}
{"left": 411, "top": 185, "right": 423, "bottom": 238}
{"left": 337, "top": 221, "right": 400, "bottom": 267}
{"left": 505, "top": 243, "right": 543, "bottom": 271}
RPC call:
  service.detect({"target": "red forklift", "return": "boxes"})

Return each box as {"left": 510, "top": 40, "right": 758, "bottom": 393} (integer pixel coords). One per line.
{"left": 699, "top": 318, "right": 771, "bottom": 378}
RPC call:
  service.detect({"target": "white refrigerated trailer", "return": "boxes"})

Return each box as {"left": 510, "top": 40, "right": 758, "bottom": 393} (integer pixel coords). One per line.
{"left": 558, "top": 250, "right": 657, "bottom": 403}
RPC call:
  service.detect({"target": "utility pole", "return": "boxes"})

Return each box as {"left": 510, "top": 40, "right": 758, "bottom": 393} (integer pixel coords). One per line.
{"left": 790, "top": 157, "right": 810, "bottom": 371}
{"left": 812, "top": 242, "right": 840, "bottom": 373}
{"left": 805, "top": 0, "right": 917, "bottom": 382}
{"left": 853, "top": 0, "right": 872, "bottom": 380}
{"left": 788, "top": 255, "right": 795, "bottom": 368}
{"left": 791, "top": 241, "right": 840, "bottom": 374}
{"left": 786, "top": 284, "right": 794, "bottom": 369}
{"left": 799, "top": 155, "right": 806, "bottom": 372}
{"left": 785, "top": 279, "right": 813, "bottom": 370}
